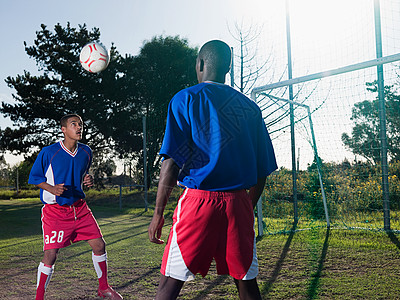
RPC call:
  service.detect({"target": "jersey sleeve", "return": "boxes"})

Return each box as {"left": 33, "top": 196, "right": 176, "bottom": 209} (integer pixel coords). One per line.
{"left": 159, "top": 92, "right": 191, "bottom": 168}
{"left": 28, "top": 150, "right": 47, "bottom": 185}
{"left": 86, "top": 146, "right": 93, "bottom": 173}
{"left": 257, "top": 116, "right": 278, "bottom": 177}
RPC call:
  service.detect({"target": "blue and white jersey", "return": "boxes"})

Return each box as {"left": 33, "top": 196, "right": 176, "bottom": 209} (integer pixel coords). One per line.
{"left": 29, "top": 141, "right": 92, "bottom": 206}
{"left": 160, "top": 82, "right": 278, "bottom": 191}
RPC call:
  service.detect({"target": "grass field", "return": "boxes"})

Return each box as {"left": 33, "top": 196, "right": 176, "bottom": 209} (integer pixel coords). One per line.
{"left": 1, "top": 192, "right": 400, "bottom": 299}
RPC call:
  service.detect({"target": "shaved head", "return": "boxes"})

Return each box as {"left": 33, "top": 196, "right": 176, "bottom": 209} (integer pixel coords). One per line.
{"left": 197, "top": 40, "right": 231, "bottom": 81}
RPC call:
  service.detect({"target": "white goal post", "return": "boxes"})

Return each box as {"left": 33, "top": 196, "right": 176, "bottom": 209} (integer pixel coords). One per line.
{"left": 253, "top": 52, "right": 400, "bottom": 236}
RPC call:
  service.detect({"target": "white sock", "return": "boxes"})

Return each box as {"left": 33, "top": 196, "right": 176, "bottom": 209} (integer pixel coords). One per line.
{"left": 92, "top": 252, "right": 107, "bottom": 278}
{"left": 37, "top": 262, "right": 54, "bottom": 289}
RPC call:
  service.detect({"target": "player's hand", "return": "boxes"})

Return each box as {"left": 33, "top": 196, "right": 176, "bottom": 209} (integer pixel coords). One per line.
{"left": 83, "top": 174, "right": 94, "bottom": 188}
{"left": 148, "top": 214, "right": 165, "bottom": 244}
{"left": 52, "top": 183, "right": 67, "bottom": 196}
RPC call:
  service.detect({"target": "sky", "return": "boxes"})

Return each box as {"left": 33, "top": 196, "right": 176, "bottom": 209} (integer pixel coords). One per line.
{"left": 1, "top": 0, "right": 399, "bottom": 169}
{"left": 0, "top": 0, "right": 274, "bottom": 165}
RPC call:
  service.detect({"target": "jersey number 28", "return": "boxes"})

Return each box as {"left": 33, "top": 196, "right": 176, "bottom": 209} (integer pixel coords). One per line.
{"left": 45, "top": 230, "right": 64, "bottom": 244}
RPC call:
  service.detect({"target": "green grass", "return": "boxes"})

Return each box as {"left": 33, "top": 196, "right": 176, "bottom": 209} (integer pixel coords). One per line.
{"left": 1, "top": 195, "right": 400, "bottom": 299}
{"left": 0, "top": 188, "right": 39, "bottom": 199}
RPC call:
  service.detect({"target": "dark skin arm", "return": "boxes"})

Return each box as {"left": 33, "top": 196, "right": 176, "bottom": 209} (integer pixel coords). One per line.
{"left": 37, "top": 174, "right": 94, "bottom": 196}
{"left": 82, "top": 173, "right": 94, "bottom": 188}
{"left": 148, "top": 157, "right": 180, "bottom": 244}
{"left": 37, "top": 182, "right": 67, "bottom": 196}
{"left": 248, "top": 177, "right": 267, "bottom": 209}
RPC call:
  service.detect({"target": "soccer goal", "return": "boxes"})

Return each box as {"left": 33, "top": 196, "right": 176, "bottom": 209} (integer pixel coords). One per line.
{"left": 249, "top": 0, "right": 400, "bottom": 236}
{"left": 253, "top": 52, "right": 400, "bottom": 236}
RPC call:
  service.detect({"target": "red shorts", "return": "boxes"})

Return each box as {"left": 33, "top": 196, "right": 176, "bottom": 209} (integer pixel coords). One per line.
{"left": 161, "top": 188, "right": 258, "bottom": 281}
{"left": 41, "top": 199, "right": 103, "bottom": 251}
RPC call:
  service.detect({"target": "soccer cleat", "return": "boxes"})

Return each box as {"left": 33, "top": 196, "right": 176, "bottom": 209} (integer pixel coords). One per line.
{"left": 98, "top": 286, "right": 123, "bottom": 299}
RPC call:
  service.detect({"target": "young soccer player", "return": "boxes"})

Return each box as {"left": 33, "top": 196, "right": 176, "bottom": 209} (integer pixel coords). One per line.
{"left": 148, "top": 40, "right": 277, "bottom": 299}
{"left": 29, "top": 114, "right": 122, "bottom": 300}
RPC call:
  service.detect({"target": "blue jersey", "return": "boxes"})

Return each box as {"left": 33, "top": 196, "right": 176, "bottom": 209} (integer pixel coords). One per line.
{"left": 28, "top": 141, "right": 92, "bottom": 206}
{"left": 160, "top": 82, "right": 277, "bottom": 191}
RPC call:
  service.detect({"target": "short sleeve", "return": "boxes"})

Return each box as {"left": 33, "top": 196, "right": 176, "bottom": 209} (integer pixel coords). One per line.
{"left": 28, "top": 150, "right": 47, "bottom": 185}
{"left": 257, "top": 116, "right": 278, "bottom": 177}
{"left": 83, "top": 144, "right": 93, "bottom": 173}
{"left": 159, "top": 93, "right": 191, "bottom": 168}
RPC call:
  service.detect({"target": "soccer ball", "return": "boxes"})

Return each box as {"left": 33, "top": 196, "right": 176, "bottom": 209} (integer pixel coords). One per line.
{"left": 79, "top": 42, "right": 110, "bottom": 73}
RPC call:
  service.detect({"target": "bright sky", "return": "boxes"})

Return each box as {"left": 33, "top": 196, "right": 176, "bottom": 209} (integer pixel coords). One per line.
{"left": 0, "top": 0, "right": 398, "bottom": 167}
{"left": 0, "top": 0, "right": 279, "bottom": 123}
{"left": 0, "top": 0, "right": 275, "bottom": 165}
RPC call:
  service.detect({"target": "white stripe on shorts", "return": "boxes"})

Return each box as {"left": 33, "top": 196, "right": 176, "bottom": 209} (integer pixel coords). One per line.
{"left": 242, "top": 236, "right": 259, "bottom": 280}
{"left": 164, "top": 189, "right": 195, "bottom": 281}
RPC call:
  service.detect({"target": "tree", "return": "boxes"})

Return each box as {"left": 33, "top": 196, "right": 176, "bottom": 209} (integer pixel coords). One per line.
{"left": 8, "top": 154, "right": 37, "bottom": 189}
{"left": 229, "top": 22, "right": 272, "bottom": 95}
{"left": 1, "top": 23, "right": 124, "bottom": 151}
{"left": 0, "top": 155, "right": 11, "bottom": 186}
{"left": 0, "top": 23, "right": 198, "bottom": 185}
{"left": 0, "top": 23, "right": 131, "bottom": 184}
{"left": 342, "top": 81, "right": 400, "bottom": 164}
{"left": 91, "top": 156, "right": 117, "bottom": 189}
{"left": 126, "top": 36, "right": 198, "bottom": 185}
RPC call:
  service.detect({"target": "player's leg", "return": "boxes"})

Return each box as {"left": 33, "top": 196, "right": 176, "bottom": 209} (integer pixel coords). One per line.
{"left": 36, "top": 203, "right": 73, "bottom": 300}
{"left": 156, "top": 189, "right": 224, "bottom": 299}
{"left": 155, "top": 275, "right": 185, "bottom": 300}
{"left": 222, "top": 190, "right": 260, "bottom": 300}
{"left": 87, "top": 237, "right": 122, "bottom": 299}
{"left": 233, "top": 278, "right": 262, "bottom": 300}
{"left": 71, "top": 200, "right": 121, "bottom": 298}
{"left": 87, "top": 237, "right": 108, "bottom": 289}
{"left": 88, "top": 236, "right": 106, "bottom": 255}
{"left": 35, "top": 248, "right": 59, "bottom": 300}
{"left": 42, "top": 247, "right": 59, "bottom": 265}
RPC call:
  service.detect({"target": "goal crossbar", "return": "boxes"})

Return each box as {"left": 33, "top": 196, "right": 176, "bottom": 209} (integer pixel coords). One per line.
{"left": 252, "top": 52, "right": 400, "bottom": 96}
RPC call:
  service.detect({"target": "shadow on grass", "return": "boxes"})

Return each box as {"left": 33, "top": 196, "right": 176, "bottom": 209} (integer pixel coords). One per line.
{"left": 0, "top": 201, "right": 42, "bottom": 240}
{"left": 260, "top": 223, "right": 297, "bottom": 297}
{"left": 0, "top": 199, "right": 145, "bottom": 241}
{"left": 190, "top": 275, "right": 230, "bottom": 300}
{"left": 60, "top": 228, "right": 150, "bottom": 261}
{"left": 118, "top": 265, "right": 161, "bottom": 289}
{"left": 307, "top": 227, "right": 330, "bottom": 299}
{"left": 387, "top": 230, "right": 400, "bottom": 250}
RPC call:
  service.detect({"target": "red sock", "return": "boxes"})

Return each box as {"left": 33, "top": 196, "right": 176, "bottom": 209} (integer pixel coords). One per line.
{"left": 36, "top": 262, "right": 53, "bottom": 300}
{"left": 92, "top": 252, "right": 109, "bottom": 290}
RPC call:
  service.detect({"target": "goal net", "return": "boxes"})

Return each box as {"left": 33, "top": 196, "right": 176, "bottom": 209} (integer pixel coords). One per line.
{"left": 251, "top": 0, "right": 400, "bottom": 234}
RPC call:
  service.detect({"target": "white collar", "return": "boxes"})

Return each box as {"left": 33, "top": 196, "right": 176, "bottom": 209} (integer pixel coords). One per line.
{"left": 204, "top": 81, "right": 226, "bottom": 86}
{"left": 60, "top": 140, "right": 78, "bottom": 157}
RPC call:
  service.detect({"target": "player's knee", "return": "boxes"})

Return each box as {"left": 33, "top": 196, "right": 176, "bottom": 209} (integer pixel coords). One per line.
{"left": 43, "top": 248, "right": 59, "bottom": 265}
{"left": 89, "top": 237, "right": 106, "bottom": 254}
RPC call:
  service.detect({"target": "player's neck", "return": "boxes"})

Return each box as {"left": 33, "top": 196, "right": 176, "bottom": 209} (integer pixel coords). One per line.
{"left": 201, "top": 77, "right": 225, "bottom": 84}
{"left": 199, "top": 70, "right": 226, "bottom": 84}
{"left": 62, "top": 138, "right": 78, "bottom": 153}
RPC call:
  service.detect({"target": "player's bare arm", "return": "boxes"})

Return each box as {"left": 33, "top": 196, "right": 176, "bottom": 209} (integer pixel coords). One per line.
{"left": 37, "top": 182, "right": 67, "bottom": 197}
{"left": 83, "top": 174, "right": 94, "bottom": 188}
{"left": 248, "top": 177, "right": 267, "bottom": 209}
{"left": 148, "top": 157, "right": 180, "bottom": 244}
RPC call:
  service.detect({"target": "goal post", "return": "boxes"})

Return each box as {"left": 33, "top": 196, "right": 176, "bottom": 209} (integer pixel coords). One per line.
{"left": 252, "top": 52, "right": 400, "bottom": 236}
{"left": 254, "top": 94, "right": 331, "bottom": 236}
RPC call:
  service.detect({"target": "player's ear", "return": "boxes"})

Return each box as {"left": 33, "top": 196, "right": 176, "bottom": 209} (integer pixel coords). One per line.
{"left": 199, "top": 59, "right": 204, "bottom": 72}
